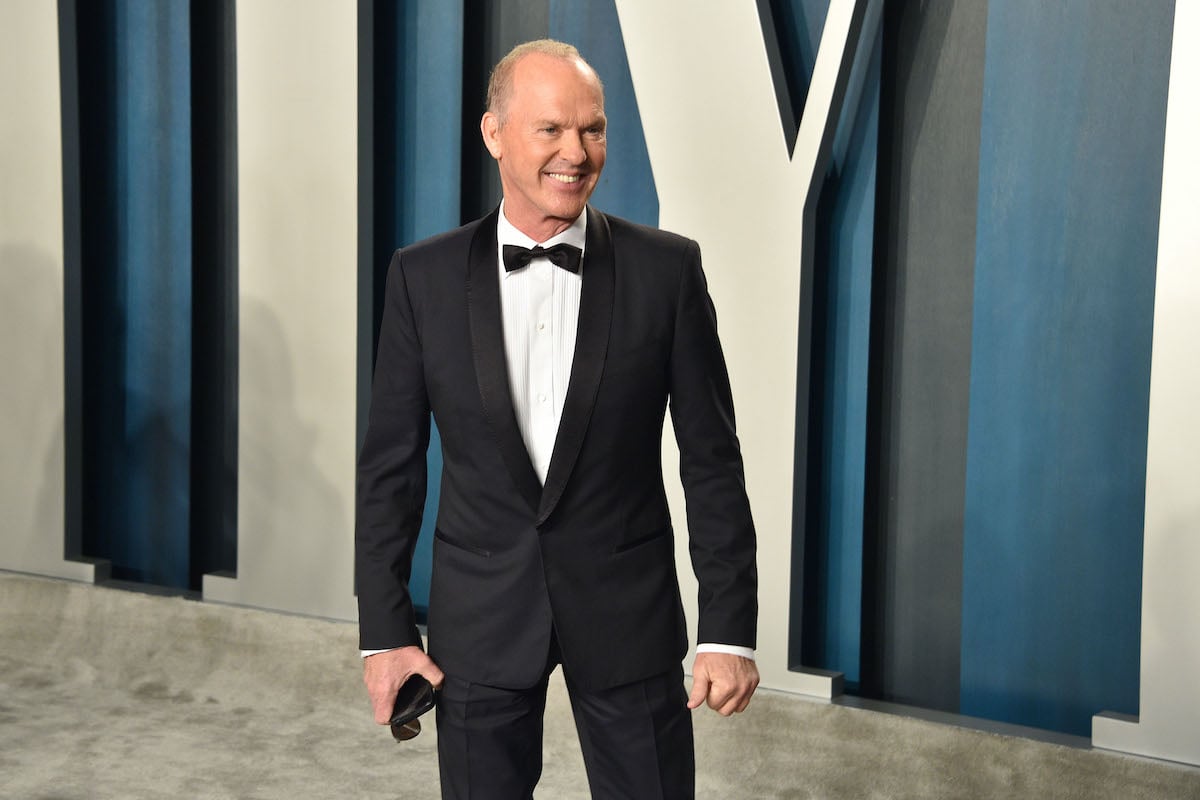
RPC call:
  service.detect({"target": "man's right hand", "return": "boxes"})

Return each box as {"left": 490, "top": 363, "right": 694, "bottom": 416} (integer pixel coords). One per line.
{"left": 363, "top": 645, "right": 445, "bottom": 724}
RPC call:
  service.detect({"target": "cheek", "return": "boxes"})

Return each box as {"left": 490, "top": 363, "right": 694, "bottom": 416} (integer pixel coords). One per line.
{"left": 590, "top": 145, "right": 607, "bottom": 171}
{"left": 517, "top": 146, "right": 551, "bottom": 174}
{"left": 502, "top": 154, "right": 535, "bottom": 184}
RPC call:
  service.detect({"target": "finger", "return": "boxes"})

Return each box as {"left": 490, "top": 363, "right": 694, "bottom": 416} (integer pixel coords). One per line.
{"left": 731, "top": 683, "right": 756, "bottom": 714}
{"left": 705, "top": 681, "right": 734, "bottom": 714}
{"left": 715, "top": 680, "right": 754, "bottom": 716}
{"left": 364, "top": 676, "right": 393, "bottom": 724}
{"left": 366, "top": 676, "right": 404, "bottom": 724}
{"left": 687, "top": 672, "right": 711, "bottom": 709}
{"left": 372, "top": 687, "right": 399, "bottom": 724}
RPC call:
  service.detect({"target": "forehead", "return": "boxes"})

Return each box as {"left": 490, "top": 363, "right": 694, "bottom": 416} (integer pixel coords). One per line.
{"left": 509, "top": 54, "right": 604, "bottom": 116}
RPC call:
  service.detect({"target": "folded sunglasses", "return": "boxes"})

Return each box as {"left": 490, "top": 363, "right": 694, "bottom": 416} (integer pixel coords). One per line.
{"left": 389, "top": 674, "right": 437, "bottom": 741}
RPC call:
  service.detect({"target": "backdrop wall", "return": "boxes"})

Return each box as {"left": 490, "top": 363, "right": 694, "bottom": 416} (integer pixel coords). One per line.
{"left": 1, "top": 0, "right": 1197, "bottom": 764}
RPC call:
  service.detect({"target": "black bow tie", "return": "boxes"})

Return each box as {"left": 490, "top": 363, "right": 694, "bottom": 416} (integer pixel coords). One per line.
{"left": 502, "top": 243, "right": 582, "bottom": 274}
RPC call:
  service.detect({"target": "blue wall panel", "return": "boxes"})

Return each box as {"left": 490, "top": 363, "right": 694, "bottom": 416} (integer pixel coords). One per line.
{"left": 106, "top": 0, "right": 194, "bottom": 588}
{"left": 776, "top": 0, "right": 831, "bottom": 91}
{"left": 810, "top": 26, "right": 879, "bottom": 687}
{"left": 759, "top": 0, "right": 831, "bottom": 152}
{"left": 394, "top": 0, "right": 464, "bottom": 245}
{"left": 961, "top": 0, "right": 1173, "bottom": 735}
{"left": 390, "top": 0, "right": 464, "bottom": 612}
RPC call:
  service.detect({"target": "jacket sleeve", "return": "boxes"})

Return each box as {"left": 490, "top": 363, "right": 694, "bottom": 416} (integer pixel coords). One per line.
{"left": 355, "top": 250, "right": 430, "bottom": 650}
{"left": 668, "top": 240, "right": 758, "bottom": 649}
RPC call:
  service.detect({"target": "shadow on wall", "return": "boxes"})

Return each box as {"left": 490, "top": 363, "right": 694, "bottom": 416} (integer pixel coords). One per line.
{"left": 888, "top": 0, "right": 956, "bottom": 154}
{"left": 118, "top": 388, "right": 191, "bottom": 586}
{"left": 235, "top": 296, "right": 349, "bottom": 604}
{"left": 0, "top": 244, "right": 64, "bottom": 561}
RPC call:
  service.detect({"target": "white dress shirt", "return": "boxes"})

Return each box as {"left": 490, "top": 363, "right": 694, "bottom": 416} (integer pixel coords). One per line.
{"left": 363, "top": 203, "right": 752, "bottom": 662}
{"left": 496, "top": 205, "right": 584, "bottom": 484}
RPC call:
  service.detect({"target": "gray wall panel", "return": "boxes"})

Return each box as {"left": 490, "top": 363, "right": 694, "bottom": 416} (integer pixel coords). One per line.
{"left": 864, "top": 0, "right": 987, "bottom": 711}
{"left": 0, "top": 0, "right": 99, "bottom": 582}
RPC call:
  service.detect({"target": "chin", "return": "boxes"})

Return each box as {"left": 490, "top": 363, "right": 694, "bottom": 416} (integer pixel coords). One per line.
{"left": 541, "top": 201, "right": 587, "bottom": 221}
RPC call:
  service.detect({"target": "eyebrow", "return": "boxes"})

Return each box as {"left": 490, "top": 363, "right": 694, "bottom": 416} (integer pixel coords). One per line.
{"left": 530, "top": 115, "right": 606, "bottom": 129}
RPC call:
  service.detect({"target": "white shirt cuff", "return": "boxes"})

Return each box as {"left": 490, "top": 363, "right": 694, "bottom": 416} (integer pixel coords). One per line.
{"left": 360, "top": 647, "right": 400, "bottom": 658}
{"left": 696, "top": 643, "right": 756, "bottom": 661}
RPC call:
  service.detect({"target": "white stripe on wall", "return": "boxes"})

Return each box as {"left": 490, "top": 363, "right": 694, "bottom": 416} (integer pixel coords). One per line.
{"left": 202, "top": 0, "right": 358, "bottom": 621}
{"left": 0, "top": 2, "right": 97, "bottom": 582}
{"left": 1092, "top": 0, "right": 1200, "bottom": 767}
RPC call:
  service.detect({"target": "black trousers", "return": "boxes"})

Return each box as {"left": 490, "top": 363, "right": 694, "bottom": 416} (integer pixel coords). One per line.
{"left": 434, "top": 657, "right": 695, "bottom": 799}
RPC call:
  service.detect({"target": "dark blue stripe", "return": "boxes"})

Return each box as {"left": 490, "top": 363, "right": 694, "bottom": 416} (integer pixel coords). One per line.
{"left": 107, "top": 0, "right": 193, "bottom": 587}
{"left": 389, "top": 0, "right": 464, "bottom": 612}
{"left": 759, "top": 0, "right": 832, "bottom": 150}
{"left": 803, "top": 23, "right": 880, "bottom": 687}
{"left": 393, "top": 0, "right": 464, "bottom": 244}
{"left": 961, "top": 0, "right": 1173, "bottom": 735}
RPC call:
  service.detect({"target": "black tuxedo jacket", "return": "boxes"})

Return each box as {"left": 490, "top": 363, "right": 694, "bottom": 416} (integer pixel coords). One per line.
{"left": 356, "top": 206, "right": 756, "bottom": 692}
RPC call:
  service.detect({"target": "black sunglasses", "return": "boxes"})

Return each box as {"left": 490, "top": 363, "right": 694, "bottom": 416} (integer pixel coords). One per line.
{"left": 389, "top": 674, "right": 437, "bottom": 742}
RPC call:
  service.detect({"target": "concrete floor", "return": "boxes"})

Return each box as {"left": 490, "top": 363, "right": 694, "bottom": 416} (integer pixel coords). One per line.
{"left": 2, "top": 572, "right": 1198, "bottom": 799}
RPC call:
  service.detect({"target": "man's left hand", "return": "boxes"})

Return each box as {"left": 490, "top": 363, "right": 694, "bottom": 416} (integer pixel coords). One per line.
{"left": 687, "top": 652, "right": 759, "bottom": 716}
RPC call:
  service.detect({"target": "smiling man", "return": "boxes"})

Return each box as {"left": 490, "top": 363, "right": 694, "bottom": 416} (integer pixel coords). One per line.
{"left": 356, "top": 40, "right": 759, "bottom": 799}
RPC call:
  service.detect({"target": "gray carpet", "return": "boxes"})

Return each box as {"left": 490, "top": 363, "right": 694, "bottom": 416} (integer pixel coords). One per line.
{"left": 1, "top": 572, "right": 1197, "bottom": 799}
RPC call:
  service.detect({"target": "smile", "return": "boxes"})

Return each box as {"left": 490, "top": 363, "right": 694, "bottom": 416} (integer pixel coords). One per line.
{"left": 547, "top": 173, "right": 581, "bottom": 184}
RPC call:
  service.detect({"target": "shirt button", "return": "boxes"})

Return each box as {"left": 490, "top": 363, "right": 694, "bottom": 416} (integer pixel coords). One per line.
{"left": 538, "top": 394, "right": 548, "bottom": 404}
{"left": 537, "top": 322, "right": 546, "bottom": 332}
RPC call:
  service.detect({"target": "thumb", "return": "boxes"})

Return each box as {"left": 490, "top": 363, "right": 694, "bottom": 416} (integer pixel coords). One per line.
{"left": 687, "top": 669, "right": 710, "bottom": 710}
{"left": 420, "top": 661, "right": 446, "bottom": 691}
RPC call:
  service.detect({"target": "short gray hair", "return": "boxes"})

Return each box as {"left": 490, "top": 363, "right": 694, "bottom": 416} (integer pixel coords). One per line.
{"left": 486, "top": 39, "right": 605, "bottom": 123}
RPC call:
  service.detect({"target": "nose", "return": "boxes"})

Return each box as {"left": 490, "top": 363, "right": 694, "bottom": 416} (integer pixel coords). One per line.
{"left": 560, "top": 130, "right": 587, "bottom": 165}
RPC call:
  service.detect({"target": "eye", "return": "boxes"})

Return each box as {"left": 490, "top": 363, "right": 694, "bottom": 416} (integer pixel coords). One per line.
{"left": 540, "top": 125, "right": 559, "bottom": 134}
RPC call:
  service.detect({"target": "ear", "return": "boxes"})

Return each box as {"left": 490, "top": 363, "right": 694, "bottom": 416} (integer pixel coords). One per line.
{"left": 480, "top": 112, "right": 502, "bottom": 160}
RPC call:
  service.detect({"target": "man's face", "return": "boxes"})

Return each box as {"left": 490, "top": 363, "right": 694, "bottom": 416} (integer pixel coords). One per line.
{"left": 481, "top": 53, "right": 607, "bottom": 241}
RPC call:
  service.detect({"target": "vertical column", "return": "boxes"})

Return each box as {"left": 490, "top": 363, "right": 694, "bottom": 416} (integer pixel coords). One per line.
{"left": 1092, "top": 1, "right": 1200, "bottom": 767}
{"left": 203, "top": 1, "right": 358, "bottom": 620}
{"left": 861, "top": 0, "right": 988, "bottom": 713}
{"left": 0, "top": 2, "right": 97, "bottom": 581}
{"left": 108, "top": 0, "right": 194, "bottom": 588}
{"left": 800, "top": 19, "right": 879, "bottom": 688}
{"left": 189, "top": 0, "right": 239, "bottom": 590}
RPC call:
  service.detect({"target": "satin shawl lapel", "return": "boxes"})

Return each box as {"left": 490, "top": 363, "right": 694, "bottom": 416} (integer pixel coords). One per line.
{"left": 466, "top": 209, "right": 542, "bottom": 514}
{"left": 538, "top": 207, "right": 614, "bottom": 525}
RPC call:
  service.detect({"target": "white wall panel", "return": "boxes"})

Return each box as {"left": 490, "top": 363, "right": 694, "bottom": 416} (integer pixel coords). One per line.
{"left": 0, "top": 2, "right": 97, "bottom": 582}
{"left": 1092, "top": 1, "right": 1200, "bottom": 767}
{"left": 203, "top": 1, "right": 358, "bottom": 621}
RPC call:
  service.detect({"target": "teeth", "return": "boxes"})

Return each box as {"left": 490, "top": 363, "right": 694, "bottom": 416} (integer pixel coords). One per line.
{"left": 548, "top": 173, "right": 580, "bottom": 184}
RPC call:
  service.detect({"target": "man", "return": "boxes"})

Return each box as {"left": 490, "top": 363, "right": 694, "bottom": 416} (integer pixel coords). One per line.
{"left": 356, "top": 40, "right": 758, "bottom": 799}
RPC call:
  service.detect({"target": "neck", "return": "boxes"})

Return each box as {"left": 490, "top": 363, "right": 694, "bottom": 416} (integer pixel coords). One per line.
{"left": 501, "top": 205, "right": 581, "bottom": 244}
